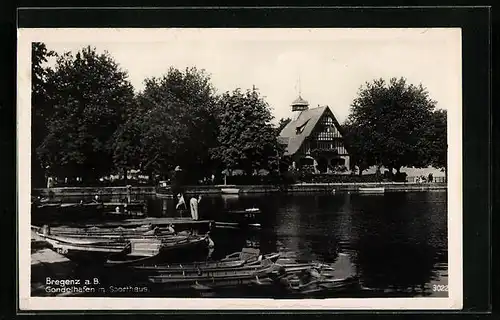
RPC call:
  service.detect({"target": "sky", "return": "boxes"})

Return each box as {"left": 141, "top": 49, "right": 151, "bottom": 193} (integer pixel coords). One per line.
{"left": 38, "top": 28, "right": 461, "bottom": 125}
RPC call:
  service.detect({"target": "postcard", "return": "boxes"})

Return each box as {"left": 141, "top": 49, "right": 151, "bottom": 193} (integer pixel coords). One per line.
{"left": 18, "top": 27, "right": 462, "bottom": 311}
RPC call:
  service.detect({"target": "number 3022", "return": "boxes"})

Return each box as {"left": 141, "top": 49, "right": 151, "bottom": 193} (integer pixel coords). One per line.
{"left": 433, "top": 284, "right": 448, "bottom": 292}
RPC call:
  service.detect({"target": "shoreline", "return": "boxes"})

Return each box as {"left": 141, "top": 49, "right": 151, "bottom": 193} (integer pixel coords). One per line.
{"left": 33, "top": 182, "right": 447, "bottom": 198}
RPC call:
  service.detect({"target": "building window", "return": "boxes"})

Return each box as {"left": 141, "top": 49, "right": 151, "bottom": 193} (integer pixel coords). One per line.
{"left": 316, "top": 129, "right": 342, "bottom": 140}
{"left": 316, "top": 117, "right": 341, "bottom": 139}
{"left": 322, "top": 116, "right": 334, "bottom": 126}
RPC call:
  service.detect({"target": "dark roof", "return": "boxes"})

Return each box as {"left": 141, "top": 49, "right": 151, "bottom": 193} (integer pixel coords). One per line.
{"left": 279, "top": 106, "right": 327, "bottom": 155}
{"left": 291, "top": 96, "right": 309, "bottom": 106}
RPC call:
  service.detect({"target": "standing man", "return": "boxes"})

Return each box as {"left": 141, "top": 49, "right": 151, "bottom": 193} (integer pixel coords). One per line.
{"left": 189, "top": 194, "right": 202, "bottom": 220}
{"left": 47, "top": 176, "right": 54, "bottom": 189}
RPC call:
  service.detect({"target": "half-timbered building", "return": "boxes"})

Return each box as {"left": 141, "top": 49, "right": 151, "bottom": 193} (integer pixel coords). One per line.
{"left": 279, "top": 95, "right": 350, "bottom": 173}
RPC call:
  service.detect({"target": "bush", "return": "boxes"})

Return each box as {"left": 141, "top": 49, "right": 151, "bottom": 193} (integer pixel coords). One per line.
{"left": 226, "top": 175, "right": 285, "bottom": 185}
{"left": 223, "top": 172, "right": 385, "bottom": 185}
{"left": 289, "top": 172, "right": 381, "bottom": 184}
{"left": 49, "top": 178, "right": 153, "bottom": 188}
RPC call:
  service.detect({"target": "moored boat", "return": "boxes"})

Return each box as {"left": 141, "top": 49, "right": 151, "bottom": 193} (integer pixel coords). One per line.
{"left": 37, "top": 224, "right": 213, "bottom": 265}
{"left": 147, "top": 258, "right": 278, "bottom": 290}
{"left": 36, "top": 224, "right": 194, "bottom": 239}
{"left": 227, "top": 208, "right": 261, "bottom": 218}
{"left": 40, "top": 235, "right": 131, "bottom": 263}
{"left": 131, "top": 249, "right": 280, "bottom": 274}
{"left": 46, "top": 224, "right": 159, "bottom": 235}
{"left": 104, "top": 233, "right": 214, "bottom": 267}
{"left": 38, "top": 231, "right": 193, "bottom": 245}
{"left": 220, "top": 188, "right": 240, "bottom": 195}
{"left": 275, "top": 264, "right": 360, "bottom": 296}
{"left": 221, "top": 248, "right": 278, "bottom": 263}
{"left": 214, "top": 221, "right": 261, "bottom": 230}
{"left": 358, "top": 187, "right": 385, "bottom": 194}
{"left": 283, "top": 274, "right": 360, "bottom": 295}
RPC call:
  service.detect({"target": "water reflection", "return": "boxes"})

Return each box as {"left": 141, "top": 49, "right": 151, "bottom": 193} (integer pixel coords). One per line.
{"left": 40, "top": 191, "right": 448, "bottom": 297}
{"left": 345, "top": 192, "right": 448, "bottom": 294}
{"left": 159, "top": 191, "right": 447, "bottom": 297}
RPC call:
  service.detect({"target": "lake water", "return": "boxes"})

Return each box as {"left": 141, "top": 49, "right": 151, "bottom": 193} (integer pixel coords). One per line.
{"left": 32, "top": 191, "right": 448, "bottom": 298}
{"left": 144, "top": 191, "right": 448, "bottom": 297}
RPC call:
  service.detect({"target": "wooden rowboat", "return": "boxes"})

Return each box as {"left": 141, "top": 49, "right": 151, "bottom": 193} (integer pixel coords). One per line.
{"left": 220, "top": 188, "right": 240, "bottom": 195}
{"left": 358, "top": 187, "right": 385, "bottom": 194}
{"left": 40, "top": 235, "right": 131, "bottom": 263}
{"left": 131, "top": 250, "right": 281, "bottom": 274}
{"left": 35, "top": 224, "right": 188, "bottom": 244}
{"left": 46, "top": 224, "right": 160, "bottom": 235}
{"left": 221, "top": 248, "right": 276, "bottom": 263}
{"left": 147, "top": 258, "right": 277, "bottom": 290}
{"left": 275, "top": 264, "right": 360, "bottom": 296}
{"left": 37, "top": 224, "right": 194, "bottom": 239}
{"left": 228, "top": 208, "right": 261, "bottom": 214}
{"left": 104, "top": 234, "right": 214, "bottom": 267}
{"left": 214, "top": 221, "right": 261, "bottom": 230}
{"left": 283, "top": 275, "right": 360, "bottom": 295}
{"left": 227, "top": 208, "right": 261, "bottom": 218}
{"left": 38, "top": 228, "right": 212, "bottom": 265}
{"left": 273, "top": 258, "right": 336, "bottom": 275}
{"left": 38, "top": 232, "right": 192, "bottom": 245}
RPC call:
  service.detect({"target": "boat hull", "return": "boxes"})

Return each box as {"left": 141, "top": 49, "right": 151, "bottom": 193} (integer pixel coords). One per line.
{"left": 39, "top": 231, "right": 211, "bottom": 265}
{"left": 148, "top": 263, "right": 276, "bottom": 291}
{"left": 220, "top": 188, "right": 240, "bottom": 195}
{"left": 358, "top": 187, "right": 385, "bottom": 194}
{"left": 40, "top": 232, "right": 191, "bottom": 245}
{"left": 140, "top": 255, "right": 278, "bottom": 277}
{"left": 278, "top": 274, "right": 360, "bottom": 296}
{"left": 104, "top": 235, "right": 213, "bottom": 267}
{"left": 41, "top": 235, "right": 130, "bottom": 264}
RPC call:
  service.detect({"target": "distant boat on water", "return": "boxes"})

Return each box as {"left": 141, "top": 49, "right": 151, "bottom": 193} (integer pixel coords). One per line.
{"left": 220, "top": 188, "right": 240, "bottom": 195}
{"left": 358, "top": 187, "right": 385, "bottom": 194}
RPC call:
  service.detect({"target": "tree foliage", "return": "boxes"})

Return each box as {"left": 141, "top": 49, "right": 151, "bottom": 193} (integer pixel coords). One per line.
{"left": 37, "top": 46, "right": 135, "bottom": 180}
{"left": 424, "top": 109, "right": 447, "bottom": 170}
{"left": 212, "top": 88, "right": 284, "bottom": 175}
{"left": 277, "top": 117, "right": 292, "bottom": 133}
{"left": 342, "top": 121, "right": 380, "bottom": 174}
{"left": 113, "top": 67, "right": 218, "bottom": 183}
{"left": 32, "top": 42, "right": 55, "bottom": 186}
{"left": 32, "top": 46, "right": 303, "bottom": 185}
{"left": 344, "top": 77, "right": 441, "bottom": 173}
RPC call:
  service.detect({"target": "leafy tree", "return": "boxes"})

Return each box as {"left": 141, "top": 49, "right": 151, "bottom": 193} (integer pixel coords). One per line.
{"left": 116, "top": 67, "right": 218, "bottom": 183}
{"left": 212, "top": 88, "right": 284, "bottom": 176}
{"left": 31, "top": 42, "right": 55, "bottom": 186}
{"left": 345, "top": 77, "right": 438, "bottom": 174}
{"left": 110, "top": 97, "right": 145, "bottom": 182}
{"left": 342, "top": 121, "right": 380, "bottom": 175}
{"left": 277, "top": 117, "right": 292, "bottom": 132}
{"left": 423, "top": 109, "right": 447, "bottom": 174}
{"left": 37, "top": 46, "right": 135, "bottom": 182}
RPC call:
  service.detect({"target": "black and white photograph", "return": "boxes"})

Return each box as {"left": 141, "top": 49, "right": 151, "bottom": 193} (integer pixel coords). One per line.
{"left": 18, "top": 28, "right": 462, "bottom": 310}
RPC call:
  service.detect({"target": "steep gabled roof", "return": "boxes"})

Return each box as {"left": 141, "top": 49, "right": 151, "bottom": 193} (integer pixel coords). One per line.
{"left": 279, "top": 106, "right": 327, "bottom": 155}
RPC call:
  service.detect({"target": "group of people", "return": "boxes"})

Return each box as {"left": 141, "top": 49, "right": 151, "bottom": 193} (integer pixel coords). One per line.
{"left": 175, "top": 192, "right": 202, "bottom": 221}
{"left": 416, "top": 173, "right": 434, "bottom": 184}
{"left": 171, "top": 165, "right": 204, "bottom": 221}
